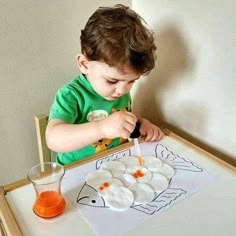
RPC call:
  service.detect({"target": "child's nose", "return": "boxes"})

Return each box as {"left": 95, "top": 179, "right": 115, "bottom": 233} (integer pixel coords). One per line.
{"left": 116, "top": 84, "right": 130, "bottom": 95}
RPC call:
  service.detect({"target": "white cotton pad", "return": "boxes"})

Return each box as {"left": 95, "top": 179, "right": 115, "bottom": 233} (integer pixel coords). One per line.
{"left": 104, "top": 186, "right": 134, "bottom": 211}
{"left": 142, "top": 156, "right": 163, "bottom": 172}
{"left": 148, "top": 173, "right": 169, "bottom": 193}
{"left": 97, "top": 178, "right": 124, "bottom": 197}
{"left": 86, "top": 169, "right": 112, "bottom": 189}
{"left": 158, "top": 163, "right": 175, "bottom": 179}
{"left": 100, "top": 160, "right": 126, "bottom": 177}
{"left": 117, "top": 173, "right": 137, "bottom": 186}
{"left": 126, "top": 166, "right": 152, "bottom": 183}
{"left": 120, "top": 156, "right": 140, "bottom": 168}
{"left": 128, "top": 183, "right": 155, "bottom": 204}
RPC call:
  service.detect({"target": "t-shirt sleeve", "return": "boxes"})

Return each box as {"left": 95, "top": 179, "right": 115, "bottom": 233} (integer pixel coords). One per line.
{"left": 49, "top": 86, "right": 79, "bottom": 124}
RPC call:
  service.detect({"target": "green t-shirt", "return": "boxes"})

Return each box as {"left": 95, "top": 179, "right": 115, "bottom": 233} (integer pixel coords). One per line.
{"left": 49, "top": 74, "right": 131, "bottom": 164}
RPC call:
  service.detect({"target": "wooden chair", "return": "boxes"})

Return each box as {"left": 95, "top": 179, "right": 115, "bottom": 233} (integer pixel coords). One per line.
{"left": 35, "top": 114, "right": 51, "bottom": 164}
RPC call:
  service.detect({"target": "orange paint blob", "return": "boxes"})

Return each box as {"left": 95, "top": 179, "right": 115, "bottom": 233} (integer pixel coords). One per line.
{"left": 132, "top": 170, "right": 144, "bottom": 178}
{"left": 33, "top": 191, "right": 66, "bottom": 218}
{"left": 133, "top": 173, "right": 138, "bottom": 178}
{"left": 99, "top": 182, "right": 110, "bottom": 191}
{"left": 103, "top": 182, "right": 110, "bottom": 187}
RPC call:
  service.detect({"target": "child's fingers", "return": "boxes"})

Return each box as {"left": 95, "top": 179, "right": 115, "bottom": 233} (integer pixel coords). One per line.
{"left": 124, "top": 111, "right": 138, "bottom": 124}
{"left": 143, "top": 128, "right": 164, "bottom": 141}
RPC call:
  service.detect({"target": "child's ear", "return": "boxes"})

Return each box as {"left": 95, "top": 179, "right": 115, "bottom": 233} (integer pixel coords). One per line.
{"left": 76, "top": 54, "right": 89, "bottom": 74}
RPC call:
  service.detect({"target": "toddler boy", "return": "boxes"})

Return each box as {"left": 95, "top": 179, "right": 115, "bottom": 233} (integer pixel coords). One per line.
{"left": 46, "top": 4, "right": 164, "bottom": 165}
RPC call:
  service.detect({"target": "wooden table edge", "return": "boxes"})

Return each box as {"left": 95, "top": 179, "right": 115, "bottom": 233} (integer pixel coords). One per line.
{"left": 0, "top": 141, "right": 135, "bottom": 236}
{"left": 1, "top": 129, "right": 235, "bottom": 236}
{"left": 0, "top": 186, "right": 23, "bottom": 236}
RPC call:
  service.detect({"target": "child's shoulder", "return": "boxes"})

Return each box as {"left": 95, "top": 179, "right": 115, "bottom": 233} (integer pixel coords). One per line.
{"left": 60, "top": 74, "right": 84, "bottom": 91}
{"left": 57, "top": 74, "right": 91, "bottom": 99}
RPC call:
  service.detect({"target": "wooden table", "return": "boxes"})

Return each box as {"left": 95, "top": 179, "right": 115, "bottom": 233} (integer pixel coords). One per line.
{"left": 0, "top": 130, "right": 235, "bottom": 236}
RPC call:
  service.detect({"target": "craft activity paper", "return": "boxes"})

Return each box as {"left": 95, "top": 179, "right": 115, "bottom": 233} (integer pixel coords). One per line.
{"left": 62, "top": 139, "right": 215, "bottom": 236}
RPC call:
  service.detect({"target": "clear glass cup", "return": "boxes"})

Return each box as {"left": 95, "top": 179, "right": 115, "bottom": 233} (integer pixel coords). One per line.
{"left": 27, "top": 162, "right": 66, "bottom": 218}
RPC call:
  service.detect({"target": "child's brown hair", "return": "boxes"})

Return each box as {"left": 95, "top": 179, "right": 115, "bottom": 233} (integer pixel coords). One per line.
{"left": 80, "top": 4, "right": 156, "bottom": 75}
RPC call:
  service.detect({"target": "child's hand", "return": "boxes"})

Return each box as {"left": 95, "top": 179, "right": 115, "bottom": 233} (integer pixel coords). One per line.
{"left": 139, "top": 118, "right": 164, "bottom": 141}
{"left": 100, "top": 111, "right": 137, "bottom": 139}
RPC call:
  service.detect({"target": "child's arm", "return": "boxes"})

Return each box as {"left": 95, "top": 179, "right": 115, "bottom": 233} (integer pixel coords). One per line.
{"left": 46, "top": 111, "right": 137, "bottom": 152}
{"left": 138, "top": 118, "right": 164, "bottom": 141}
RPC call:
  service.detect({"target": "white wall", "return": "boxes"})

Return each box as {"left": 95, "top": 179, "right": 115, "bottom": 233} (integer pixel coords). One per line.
{"left": 0, "top": 0, "right": 131, "bottom": 185}
{"left": 132, "top": 1, "right": 236, "bottom": 162}
{"left": 1, "top": 0, "right": 235, "bottom": 185}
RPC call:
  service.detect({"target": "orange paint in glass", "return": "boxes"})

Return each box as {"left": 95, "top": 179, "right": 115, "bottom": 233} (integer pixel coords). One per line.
{"left": 33, "top": 190, "right": 66, "bottom": 218}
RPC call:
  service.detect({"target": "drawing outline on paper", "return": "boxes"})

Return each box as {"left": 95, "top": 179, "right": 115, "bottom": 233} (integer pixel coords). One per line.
{"left": 76, "top": 143, "right": 204, "bottom": 215}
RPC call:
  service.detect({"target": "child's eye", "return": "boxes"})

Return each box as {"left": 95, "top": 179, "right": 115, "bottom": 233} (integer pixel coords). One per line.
{"left": 129, "top": 80, "right": 136, "bottom": 84}
{"left": 107, "top": 80, "right": 118, "bottom": 84}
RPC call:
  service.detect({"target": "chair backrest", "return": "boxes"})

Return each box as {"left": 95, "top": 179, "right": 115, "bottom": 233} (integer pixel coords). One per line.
{"left": 35, "top": 114, "right": 51, "bottom": 164}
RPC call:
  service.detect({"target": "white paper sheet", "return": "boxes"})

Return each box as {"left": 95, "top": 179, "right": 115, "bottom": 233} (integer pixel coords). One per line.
{"left": 62, "top": 138, "right": 215, "bottom": 236}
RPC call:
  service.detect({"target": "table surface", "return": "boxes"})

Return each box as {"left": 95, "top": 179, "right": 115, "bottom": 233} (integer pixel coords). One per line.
{"left": 1, "top": 131, "right": 236, "bottom": 236}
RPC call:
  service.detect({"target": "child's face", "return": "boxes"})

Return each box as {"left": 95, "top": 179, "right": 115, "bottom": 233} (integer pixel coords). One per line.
{"left": 86, "top": 61, "right": 140, "bottom": 101}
